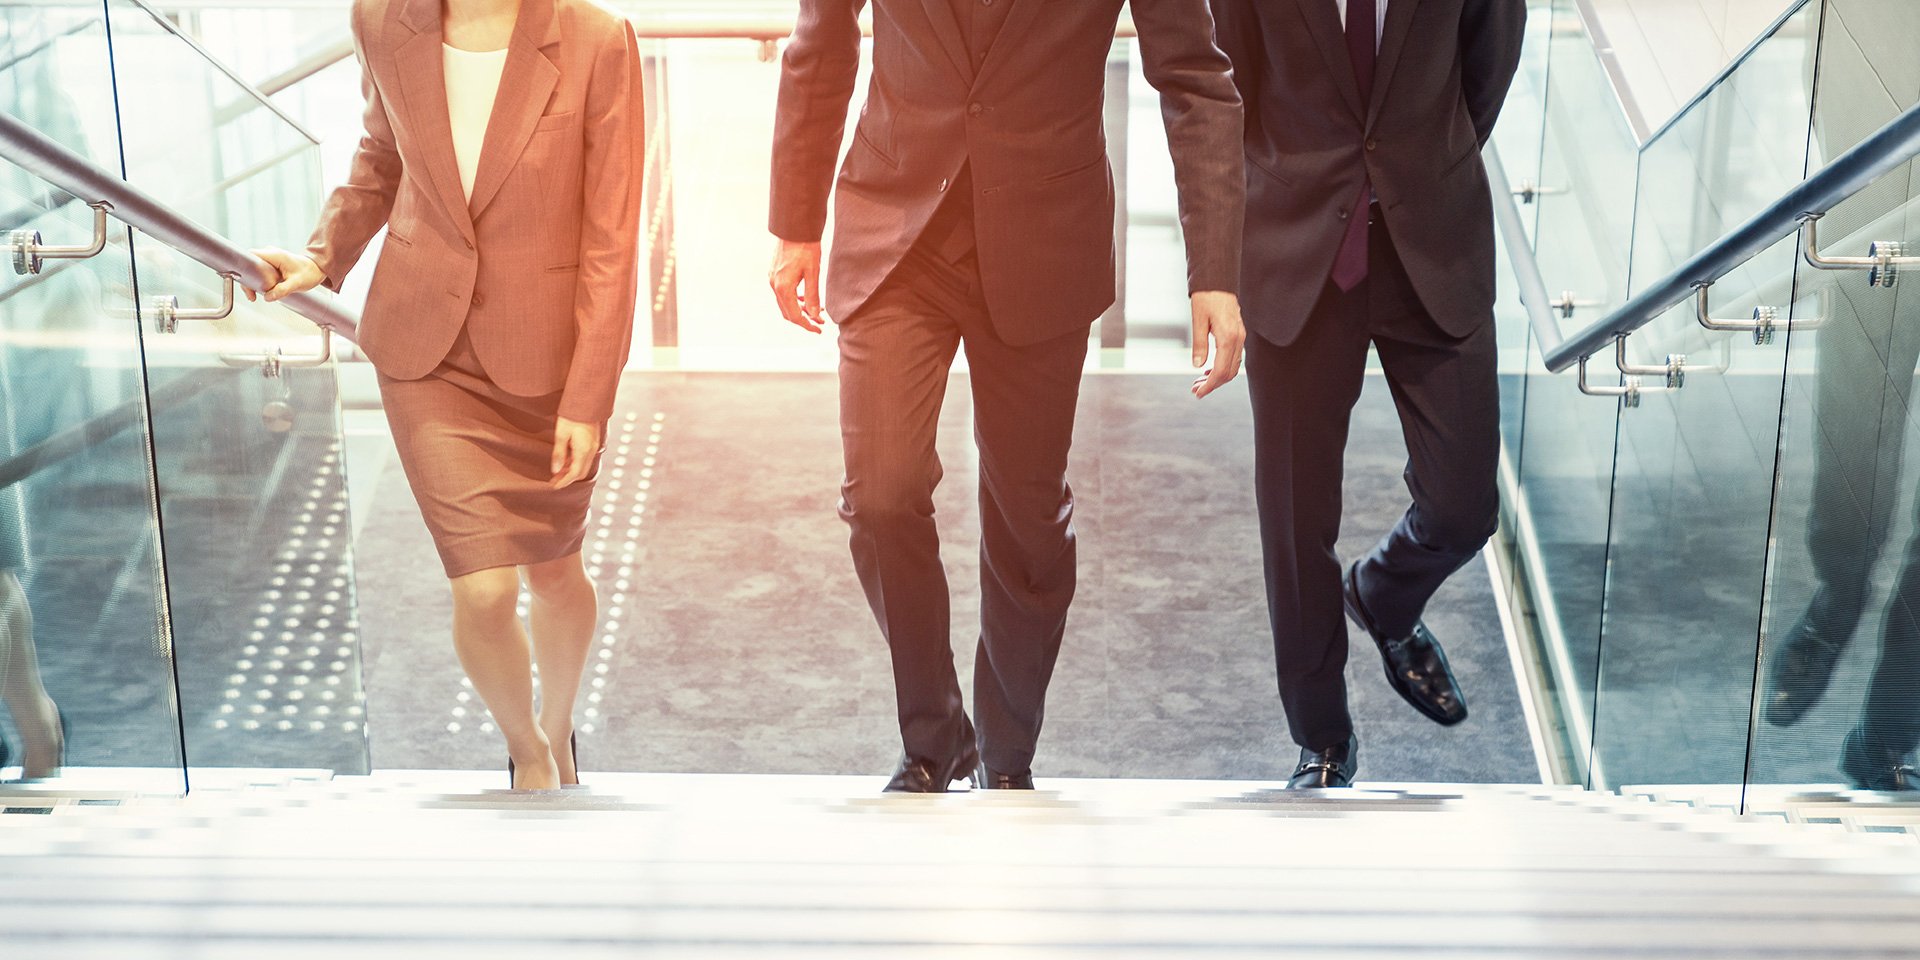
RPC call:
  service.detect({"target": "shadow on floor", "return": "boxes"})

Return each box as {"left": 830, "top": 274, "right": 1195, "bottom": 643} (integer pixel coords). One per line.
{"left": 353, "top": 371, "right": 1537, "bottom": 783}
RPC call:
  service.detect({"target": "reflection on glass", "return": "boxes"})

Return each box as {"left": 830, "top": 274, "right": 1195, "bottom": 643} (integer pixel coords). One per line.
{"left": 1755, "top": 0, "right": 1920, "bottom": 793}
{"left": 0, "top": 181, "right": 186, "bottom": 790}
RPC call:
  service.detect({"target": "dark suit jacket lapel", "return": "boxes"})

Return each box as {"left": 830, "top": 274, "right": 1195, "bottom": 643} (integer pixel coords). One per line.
{"left": 919, "top": 0, "right": 974, "bottom": 82}
{"left": 467, "top": 0, "right": 562, "bottom": 219}
{"left": 1294, "top": 0, "right": 1364, "bottom": 121}
{"left": 1367, "top": 0, "right": 1420, "bottom": 128}
{"left": 391, "top": 0, "right": 475, "bottom": 242}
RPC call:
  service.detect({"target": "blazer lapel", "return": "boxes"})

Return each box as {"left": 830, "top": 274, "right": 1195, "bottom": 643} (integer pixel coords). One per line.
{"left": 918, "top": 0, "right": 973, "bottom": 82}
{"left": 391, "top": 0, "right": 475, "bottom": 243}
{"left": 1366, "top": 0, "right": 1420, "bottom": 129}
{"left": 467, "top": 0, "right": 562, "bottom": 219}
{"left": 1294, "top": 0, "right": 1364, "bottom": 121}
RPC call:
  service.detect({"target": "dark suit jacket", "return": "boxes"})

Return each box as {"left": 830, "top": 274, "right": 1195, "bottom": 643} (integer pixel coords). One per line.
{"left": 770, "top": 0, "right": 1245, "bottom": 345}
{"left": 1211, "top": 0, "right": 1526, "bottom": 344}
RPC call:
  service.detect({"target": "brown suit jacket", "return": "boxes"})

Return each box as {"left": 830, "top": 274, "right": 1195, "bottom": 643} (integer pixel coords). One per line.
{"left": 1211, "top": 0, "right": 1526, "bottom": 344}
{"left": 307, "top": 0, "right": 645, "bottom": 423}
{"left": 770, "top": 0, "right": 1245, "bottom": 345}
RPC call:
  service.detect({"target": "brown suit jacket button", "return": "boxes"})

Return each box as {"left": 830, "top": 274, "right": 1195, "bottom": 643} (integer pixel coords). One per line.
{"left": 968, "top": 102, "right": 986, "bottom": 117}
{"left": 1365, "top": 138, "right": 1378, "bottom": 151}
{"left": 472, "top": 291, "right": 486, "bottom": 307}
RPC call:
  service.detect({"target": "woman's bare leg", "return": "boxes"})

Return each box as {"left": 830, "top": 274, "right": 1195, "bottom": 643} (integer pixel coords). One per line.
{"left": 0, "top": 570, "right": 61, "bottom": 778}
{"left": 524, "top": 551, "right": 596, "bottom": 784}
{"left": 449, "top": 566, "right": 557, "bottom": 790}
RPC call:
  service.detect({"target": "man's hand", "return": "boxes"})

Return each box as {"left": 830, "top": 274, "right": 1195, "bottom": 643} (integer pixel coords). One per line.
{"left": 246, "top": 248, "right": 328, "bottom": 303}
{"left": 1189, "top": 290, "right": 1246, "bottom": 399}
{"left": 551, "top": 418, "right": 602, "bottom": 489}
{"left": 769, "top": 238, "right": 827, "bottom": 333}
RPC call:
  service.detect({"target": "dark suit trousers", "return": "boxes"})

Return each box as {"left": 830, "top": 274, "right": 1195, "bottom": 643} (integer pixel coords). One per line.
{"left": 1247, "top": 214, "right": 1500, "bottom": 751}
{"left": 837, "top": 241, "right": 1088, "bottom": 773}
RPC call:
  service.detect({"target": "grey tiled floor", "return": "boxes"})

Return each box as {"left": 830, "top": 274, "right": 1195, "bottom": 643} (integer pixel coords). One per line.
{"left": 353, "top": 370, "right": 1537, "bottom": 784}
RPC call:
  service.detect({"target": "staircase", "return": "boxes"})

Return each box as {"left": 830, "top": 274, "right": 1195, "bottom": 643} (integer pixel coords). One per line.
{"left": 2, "top": 774, "right": 1919, "bottom": 957}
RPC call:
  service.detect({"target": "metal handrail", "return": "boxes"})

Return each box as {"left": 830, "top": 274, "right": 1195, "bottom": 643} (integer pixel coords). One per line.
{"left": 0, "top": 110, "right": 359, "bottom": 342}
{"left": 1541, "top": 100, "right": 1920, "bottom": 374}
{"left": 1567, "top": 0, "right": 1652, "bottom": 144}
{"left": 1485, "top": 142, "right": 1563, "bottom": 356}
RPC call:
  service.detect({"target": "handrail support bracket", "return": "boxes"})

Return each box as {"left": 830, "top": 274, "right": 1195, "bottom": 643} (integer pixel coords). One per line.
{"left": 9, "top": 201, "right": 111, "bottom": 276}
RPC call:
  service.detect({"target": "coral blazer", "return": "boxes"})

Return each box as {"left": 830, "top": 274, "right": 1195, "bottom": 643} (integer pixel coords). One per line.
{"left": 307, "top": 0, "right": 645, "bottom": 423}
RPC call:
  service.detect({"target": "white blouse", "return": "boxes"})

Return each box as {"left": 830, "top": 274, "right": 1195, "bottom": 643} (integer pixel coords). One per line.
{"left": 443, "top": 44, "right": 510, "bottom": 201}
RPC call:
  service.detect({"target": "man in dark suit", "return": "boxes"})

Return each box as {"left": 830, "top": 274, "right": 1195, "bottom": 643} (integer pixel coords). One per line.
{"left": 1210, "top": 0, "right": 1526, "bottom": 788}
{"left": 769, "top": 0, "right": 1247, "bottom": 792}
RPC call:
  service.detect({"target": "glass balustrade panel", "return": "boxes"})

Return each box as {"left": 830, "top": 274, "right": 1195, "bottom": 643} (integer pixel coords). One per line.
{"left": 0, "top": 147, "right": 187, "bottom": 790}
{"left": 1751, "top": 0, "right": 1920, "bottom": 800}
{"left": 1585, "top": 0, "right": 1819, "bottom": 800}
{"left": 101, "top": 4, "right": 371, "bottom": 774}
{"left": 1509, "top": 0, "right": 1642, "bottom": 786}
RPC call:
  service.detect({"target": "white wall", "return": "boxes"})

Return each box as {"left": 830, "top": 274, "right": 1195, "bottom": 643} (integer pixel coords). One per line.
{"left": 1584, "top": 0, "right": 1798, "bottom": 129}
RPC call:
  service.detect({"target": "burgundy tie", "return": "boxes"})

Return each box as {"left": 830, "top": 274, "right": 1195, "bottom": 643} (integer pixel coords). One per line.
{"left": 1330, "top": 0, "right": 1377, "bottom": 292}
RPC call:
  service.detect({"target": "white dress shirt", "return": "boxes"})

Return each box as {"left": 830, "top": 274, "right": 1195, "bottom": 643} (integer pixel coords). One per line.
{"left": 443, "top": 44, "right": 509, "bottom": 201}
{"left": 1332, "top": 0, "right": 1388, "bottom": 48}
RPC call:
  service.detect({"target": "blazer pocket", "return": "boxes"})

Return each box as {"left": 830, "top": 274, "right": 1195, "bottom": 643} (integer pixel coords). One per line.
{"left": 1038, "top": 155, "right": 1107, "bottom": 185}
{"left": 533, "top": 111, "right": 578, "bottom": 133}
{"left": 1248, "top": 155, "right": 1294, "bottom": 186}
{"left": 384, "top": 227, "right": 413, "bottom": 248}
{"left": 546, "top": 263, "right": 579, "bottom": 273}
{"left": 853, "top": 125, "right": 899, "bottom": 170}
{"left": 1439, "top": 143, "right": 1482, "bottom": 180}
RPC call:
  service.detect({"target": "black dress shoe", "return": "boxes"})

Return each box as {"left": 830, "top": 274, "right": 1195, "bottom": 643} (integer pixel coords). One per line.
{"left": 1764, "top": 591, "right": 1855, "bottom": 727}
{"left": 1841, "top": 728, "right": 1919, "bottom": 792}
{"left": 885, "top": 739, "right": 981, "bottom": 794}
{"left": 973, "top": 764, "right": 1035, "bottom": 790}
{"left": 1345, "top": 563, "right": 1468, "bottom": 726}
{"left": 1287, "top": 735, "right": 1358, "bottom": 789}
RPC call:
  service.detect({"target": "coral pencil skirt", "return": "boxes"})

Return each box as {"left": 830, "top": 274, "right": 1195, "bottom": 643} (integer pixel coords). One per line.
{"left": 377, "top": 326, "right": 599, "bottom": 578}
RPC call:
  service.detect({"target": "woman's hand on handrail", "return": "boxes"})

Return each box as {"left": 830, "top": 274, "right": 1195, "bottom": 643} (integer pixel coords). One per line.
{"left": 244, "top": 247, "right": 327, "bottom": 303}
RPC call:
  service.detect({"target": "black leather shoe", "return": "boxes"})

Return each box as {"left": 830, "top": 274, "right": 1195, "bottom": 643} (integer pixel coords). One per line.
{"left": 973, "top": 764, "right": 1035, "bottom": 790}
{"left": 1842, "top": 728, "right": 1918, "bottom": 792}
{"left": 1287, "top": 735, "right": 1358, "bottom": 789}
{"left": 1345, "top": 563, "right": 1468, "bottom": 726}
{"left": 885, "top": 739, "right": 981, "bottom": 794}
{"left": 1764, "top": 591, "right": 1855, "bottom": 727}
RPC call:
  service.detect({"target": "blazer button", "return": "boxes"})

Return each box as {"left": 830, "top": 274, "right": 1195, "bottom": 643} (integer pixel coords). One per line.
{"left": 939, "top": 177, "right": 951, "bottom": 192}
{"left": 464, "top": 238, "right": 475, "bottom": 250}
{"left": 472, "top": 291, "right": 486, "bottom": 307}
{"left": 968, "top": 102, "right": 986, "bottom": 117}
{"left": 1337, "top": 208, "right": 1349, "bottom": 220}
{"left": 1365, "top": 138, "right": 1378, "bottom": 151}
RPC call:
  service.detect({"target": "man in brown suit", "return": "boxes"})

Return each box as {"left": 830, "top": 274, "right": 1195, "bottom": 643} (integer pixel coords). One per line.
{"left": 1210, "top": 0, "right": 1526, "bottom": 788}
{"left": 769, "top": 0, "right": 1247, "bottom": 792}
